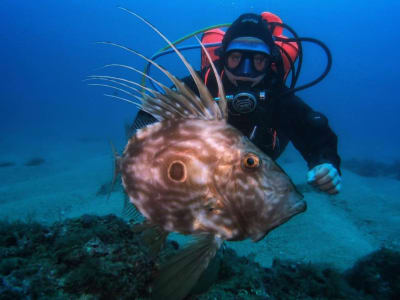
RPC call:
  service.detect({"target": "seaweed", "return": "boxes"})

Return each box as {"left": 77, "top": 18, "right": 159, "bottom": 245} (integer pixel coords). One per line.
{"left": 197, "top": 249, "right": 365, "bottom": 300}
{"left": 1, "top": 215, "right": 399, "bottom": 299}
{"left": 0, "top": 215, "right": 153, "bottom": 299}
{"left": 346, "top": 248, "right": 400, "bottom": 299}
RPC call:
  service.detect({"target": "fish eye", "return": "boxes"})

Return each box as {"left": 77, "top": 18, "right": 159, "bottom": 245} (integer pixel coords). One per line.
{"left": 242, "top": 153, "right": 261, "bottom": 170}
{"left": 168, "top": 160, "right": 187, "bottom": 182}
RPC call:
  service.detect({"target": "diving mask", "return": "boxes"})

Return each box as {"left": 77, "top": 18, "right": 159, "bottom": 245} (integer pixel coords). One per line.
{"left": 224, "top": 37, "right": 271, "bottom": 87}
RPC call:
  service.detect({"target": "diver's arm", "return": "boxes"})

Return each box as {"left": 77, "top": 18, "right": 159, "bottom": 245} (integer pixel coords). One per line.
{"left": 279, "top": 94, "right": 341, "bottom": 173}
{"left": 278, "top": 94, "right": 342, "bottom": 194}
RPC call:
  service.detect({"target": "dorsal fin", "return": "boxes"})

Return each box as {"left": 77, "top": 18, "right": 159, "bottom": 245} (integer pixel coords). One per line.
{"left": 111, "top": 7, "right": 227, "bottom": 121}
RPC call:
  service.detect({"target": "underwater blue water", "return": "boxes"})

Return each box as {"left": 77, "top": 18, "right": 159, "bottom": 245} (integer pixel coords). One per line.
{"left": 1, "top": 0, "right": 399, "bottom": 161}
{"left": 0, "top": 2, "right": 399, "bottom": 298}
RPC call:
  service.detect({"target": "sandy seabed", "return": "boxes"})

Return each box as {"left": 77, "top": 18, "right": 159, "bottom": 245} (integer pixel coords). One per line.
{"left": 0, "top": 135, "right": 399, "bottom": 271}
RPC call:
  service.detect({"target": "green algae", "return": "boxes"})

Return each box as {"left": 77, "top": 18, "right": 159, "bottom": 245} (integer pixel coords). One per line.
{"left": 1, "top": 215, "right": 399, "bottom": 299}
{"left": 346, "top": 247, "right": 400, "bottom": 299}
{"left": 0, "top": 215, "right": 153, "bottom": 299}
{"left": 198, "top": 247, "right": 400, "bottom": 300}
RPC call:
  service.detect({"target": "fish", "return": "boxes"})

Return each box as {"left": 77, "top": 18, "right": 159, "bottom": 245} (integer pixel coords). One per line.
{"left": 89, "top": 7, "right": 306, "bottom": 300}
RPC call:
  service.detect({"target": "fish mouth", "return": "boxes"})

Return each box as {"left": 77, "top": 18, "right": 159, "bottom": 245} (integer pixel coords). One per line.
{"left": 287, "top": 190, "right": 307, "bottom": 215}
{"left": 252, "top": 190, "right": 307, "bottom": 242}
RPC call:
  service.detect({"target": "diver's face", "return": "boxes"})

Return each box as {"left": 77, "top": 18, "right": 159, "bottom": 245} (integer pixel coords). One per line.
{"left": 225, "top": 50, "right": 270, "bottom": 87}
{"left": 253, "top": 53, "right": 268, "bottom": 72}
{"left": 226, "top": 51, "right": 269, "bottom": 73}
{"left": 226, "top": 51, "right": 242, "bottom": 69}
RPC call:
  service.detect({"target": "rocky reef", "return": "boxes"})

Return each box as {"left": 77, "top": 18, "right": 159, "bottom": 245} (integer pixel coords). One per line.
{"left": 342, "top": 158, "right": 400, "bottom": 180}
{"left": 0, "top": 215, "right": 399, "bottom": 299}
{"left": 0, "top": 215, "right": 154, "bottom": 299}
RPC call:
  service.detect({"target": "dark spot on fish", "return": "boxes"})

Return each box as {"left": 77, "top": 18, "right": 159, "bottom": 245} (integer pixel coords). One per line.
{"left": 168, "top": 161, "right": 186, "bottom": 182}
{"left": 24, "top": 158, "right": 45, "bottom": 167}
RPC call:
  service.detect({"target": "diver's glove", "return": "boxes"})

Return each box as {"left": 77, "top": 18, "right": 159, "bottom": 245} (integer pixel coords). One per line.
{"left": 307, "top": 163, "right": 341, "bottom": 194}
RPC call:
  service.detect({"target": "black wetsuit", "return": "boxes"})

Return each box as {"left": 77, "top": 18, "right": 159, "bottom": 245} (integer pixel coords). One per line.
{"left": 132, "top": 66, "right": 341, "bottom": 173}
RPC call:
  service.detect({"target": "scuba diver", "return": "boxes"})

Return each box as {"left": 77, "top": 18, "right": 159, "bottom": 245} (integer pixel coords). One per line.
{"left": 133, "top": 12, "right": 342, "bottom": 194}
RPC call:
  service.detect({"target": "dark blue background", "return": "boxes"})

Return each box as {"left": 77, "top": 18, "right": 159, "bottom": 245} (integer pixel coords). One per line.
{"left": 1, "top": 0, "right": 399, "bottom": 160}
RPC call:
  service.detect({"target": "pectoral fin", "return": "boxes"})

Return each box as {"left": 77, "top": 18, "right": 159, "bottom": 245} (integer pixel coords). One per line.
{"left": 133, "top": 221, "right": 169, "bottom": 258}
{"left": 151, "top": 234, "right": 222, "bottom": 300}
{"left": 122, "top": 193, "right": 143, "bottom": 221}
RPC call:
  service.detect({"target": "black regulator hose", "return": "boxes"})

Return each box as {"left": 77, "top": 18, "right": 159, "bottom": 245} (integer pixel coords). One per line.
{"left": 278, "top": 36, "right": 332, "bottom": 96}
{"left": 274, "top": 43, "right": 297, "bottom": 89}
{"left": 269, "top": 22, "right": 303, "bottom": 87}
{"left": 268, "top": 21, "right": 332, "bottom": 96}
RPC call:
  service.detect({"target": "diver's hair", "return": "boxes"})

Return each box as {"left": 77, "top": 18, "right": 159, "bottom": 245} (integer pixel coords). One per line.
{"left": 221, "top": 13, "right": 275, "bottom": 57}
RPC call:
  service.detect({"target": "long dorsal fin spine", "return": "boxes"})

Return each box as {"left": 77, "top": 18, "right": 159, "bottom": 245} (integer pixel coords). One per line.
{"left": 194, "top": 35, "right": 227, "bottom": 118}
{"left": 102, "top": 63, "right": 170, "bottom": 92}
{"left": 96, "top": 42, "right": 211, "bottom": 119}
{"left": 99, "top": 63, "right": 206, "bottom": 118}
{"left": 117, "top": 7, "right": 222, "bottom": 120}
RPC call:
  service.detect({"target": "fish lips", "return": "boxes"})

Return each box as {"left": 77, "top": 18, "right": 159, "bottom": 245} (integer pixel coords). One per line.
{"left": 252, "top": 190, "right": 307, "bottom": 242}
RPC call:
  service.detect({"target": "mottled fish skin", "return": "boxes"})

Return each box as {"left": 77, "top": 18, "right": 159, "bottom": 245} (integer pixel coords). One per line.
{"left": 92, "top": 7, "right": 305, "bottom": 245}
{"left": 121, "top": 117, "right": 305, "bottom": 242}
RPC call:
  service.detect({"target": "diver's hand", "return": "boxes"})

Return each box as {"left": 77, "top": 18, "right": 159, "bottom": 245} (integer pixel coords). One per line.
{"left": 307, "top": 163, "right": 341, "bottom": 194}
